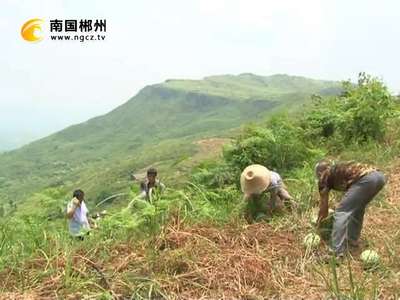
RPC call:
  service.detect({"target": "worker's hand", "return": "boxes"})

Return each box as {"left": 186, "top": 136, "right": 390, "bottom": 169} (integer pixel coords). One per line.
{"left": 317, "top": 205, "right": 329, "bottom": 227}
{"left": 91, "top": 222, "right": 98, "bottom": 229}
{"left": 72, "top": 198, "right": 81, "bottom": 207}
{"left": 243, "top": 194, "right": 250, "bottom": 201}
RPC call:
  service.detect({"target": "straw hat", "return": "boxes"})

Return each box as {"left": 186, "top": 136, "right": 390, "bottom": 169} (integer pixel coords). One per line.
{"left": 240, "top": 164, "right": 271, "bottom": 196}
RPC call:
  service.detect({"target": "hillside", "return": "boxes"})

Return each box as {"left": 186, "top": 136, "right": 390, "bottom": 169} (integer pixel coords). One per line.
{"left": 0, "top": 73, "right": 399, "bottom": 299}
{"left": 163, "top": 73, "right": 340, "bottom": 100}
{"left": 0, "top": 74, "right": 341, "bottom": 209}
{"left": 3, "top": 162, "right": 399, "bottom": 299}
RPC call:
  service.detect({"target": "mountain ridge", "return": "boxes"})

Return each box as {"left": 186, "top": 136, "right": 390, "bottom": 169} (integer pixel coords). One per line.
{"left": 0, "top": 73, "right": 341, "bottom": 207}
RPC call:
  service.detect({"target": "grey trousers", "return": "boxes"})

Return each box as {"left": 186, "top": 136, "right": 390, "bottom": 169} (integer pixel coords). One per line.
{"left": 332, "top": 171, "right": 386, "bottom": 255}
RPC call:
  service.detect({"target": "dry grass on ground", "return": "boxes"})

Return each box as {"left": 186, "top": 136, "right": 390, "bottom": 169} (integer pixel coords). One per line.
{"left": 1, "top": 164, "right": 399, "bottom": 299}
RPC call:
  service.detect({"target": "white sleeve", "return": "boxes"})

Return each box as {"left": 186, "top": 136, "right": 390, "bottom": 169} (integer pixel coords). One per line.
{"left": 270, "top": 172, "right": 280, "bottom": 186}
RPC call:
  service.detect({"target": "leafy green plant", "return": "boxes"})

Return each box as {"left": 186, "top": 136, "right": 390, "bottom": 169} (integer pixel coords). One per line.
{"left": 339, "top": 73, "right": 395, "bottom": 142}
{"left": 191, "top": 160, "right": 235, "bottom": 188}
{"left": 224, "top": 115, "right": 322, "bottom": 175}
{"left": 304, "top": 73, "right": 397, "bottom": 145}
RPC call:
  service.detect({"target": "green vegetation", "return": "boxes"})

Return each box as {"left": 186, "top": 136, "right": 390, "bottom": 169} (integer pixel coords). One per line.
{"left": 224, "top": 115, "right": 323, "bottom": 175}
{"left": 1, "top": 73, "right": 399, "bottom": 298}
{"left": 163, "top": 73, "right": 341, "bottom": 101}
{"left": 0, "top": 74, "right": 341, "bottom": 209}
{"left": 304, "top": 73, "right": 398, "bottom": 144}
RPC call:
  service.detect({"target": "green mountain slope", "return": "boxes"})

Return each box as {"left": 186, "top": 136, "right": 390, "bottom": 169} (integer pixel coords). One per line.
{"left": 163, "top": 73, "right": 340, "bottom": 100}
{"left": 0, "top": 74, "right": 341, "bottom": 207}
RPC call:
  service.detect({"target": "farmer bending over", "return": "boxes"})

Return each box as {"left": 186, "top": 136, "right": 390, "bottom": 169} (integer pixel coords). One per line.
{"left": 315, "top": 160, "right": 386, "bottom": 256}
{"left": 241, "top": 164, "right": 293, "bottom": 222}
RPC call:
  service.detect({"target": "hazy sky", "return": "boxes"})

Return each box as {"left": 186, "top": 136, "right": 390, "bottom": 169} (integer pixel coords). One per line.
{"left": 1, "top": 0, "right": 400, "bottom": 149}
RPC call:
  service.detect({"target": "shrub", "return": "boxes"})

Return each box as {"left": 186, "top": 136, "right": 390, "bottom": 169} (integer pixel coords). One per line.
{"left": 303, "top": 95, "right": 342, "bottom": 140}
{"left": 224, "top": 115, "right": 322, "bottom": 175}
{"left": 191, "top": 160, "right": 235, "bottom": 188}
{"left": 304, "top": 73, "right": 397, "bottom": 144}
{"left": 339, "top": 73, "right": 395, "bottom": 142}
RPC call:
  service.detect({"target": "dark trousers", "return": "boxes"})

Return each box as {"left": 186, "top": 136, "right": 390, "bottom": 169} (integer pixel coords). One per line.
{"left": 332, "top": 171, "right": 386, "bottom": 254}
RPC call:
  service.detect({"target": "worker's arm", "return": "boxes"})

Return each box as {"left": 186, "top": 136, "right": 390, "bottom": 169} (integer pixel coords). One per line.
{"left": 159, "top": 182, "right": 166, "bottom": 192}
{"left": 139, "top": 190, "right": 147, "bottom": 199}
{"left": 269, "top": 189, "right": 279, "bottom": 210}
{"left": 317, "top": 189, "right": 330, "bottom": 225}
{"left": 88, "top": 215, "right": 96, "bottom": 228}
{"left": 138, "top": 182, "right": 147, "bottom": 199}
{"left": 66, "top": 198, "right": 80, "bottom": 219}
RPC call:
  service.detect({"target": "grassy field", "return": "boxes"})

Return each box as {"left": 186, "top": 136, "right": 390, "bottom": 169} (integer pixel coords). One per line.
{"left": 0, "top": 151, "right": 399, "bottom": 299}
{"left": 0, "top": 73, "right": 399, "bottom": 299}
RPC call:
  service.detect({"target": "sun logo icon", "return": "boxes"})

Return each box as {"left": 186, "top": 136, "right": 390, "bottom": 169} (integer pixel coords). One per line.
{"left": 21, "top": 18, "right": 45, "bottom": 42}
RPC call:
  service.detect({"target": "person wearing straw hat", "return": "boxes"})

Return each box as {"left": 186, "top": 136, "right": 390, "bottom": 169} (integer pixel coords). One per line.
{"left": 240, "top": 164, "right": 293, "bottom": 222}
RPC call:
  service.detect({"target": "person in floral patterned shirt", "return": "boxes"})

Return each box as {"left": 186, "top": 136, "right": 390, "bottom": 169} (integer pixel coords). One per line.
{"left": 315, "top": 160, "right": 386, "bottom": 256}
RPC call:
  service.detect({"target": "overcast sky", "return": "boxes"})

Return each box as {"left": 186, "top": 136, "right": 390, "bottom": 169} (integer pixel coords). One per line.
{"left": 1, "top": 0, "right": 400, "bottom": 149}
